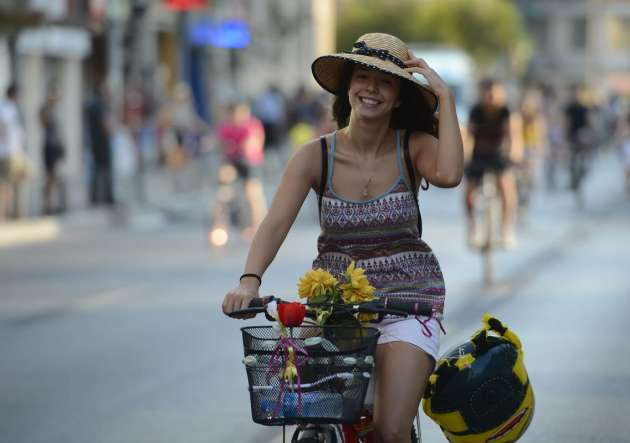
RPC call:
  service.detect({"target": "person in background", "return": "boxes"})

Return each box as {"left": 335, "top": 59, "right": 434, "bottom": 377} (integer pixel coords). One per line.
{"left": 85, "top": 84, "right": 115, "bottom": 206}
{"left": 464, "top": 78, "right": 521, "bottom": 248}
{"left": 0, "top": 83, "right": 29, "bottom": 219}
{"left": 617, "top": 110, "right": 630, "bottom": 195}
{"left": 516, "top": 87, "right": 547, "bottom": 214}
{"left": 541, "top": 86, "right": 564, "bottom": 190}
{"left": 40, "top": 88, "right": 65, "bottom": 214}
{"left": 252, "top": 85, "right": 287, "bottom": 174}
{"left": 563, "top": 84, "right": 592, "bottom": 190}
{"left": 214, "top": 99, "right": 267, "bottom": 239}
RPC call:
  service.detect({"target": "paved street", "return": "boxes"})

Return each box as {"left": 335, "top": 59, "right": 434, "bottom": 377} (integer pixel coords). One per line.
{"left": 1, "top": 149, "right": 629, "bottom": 443}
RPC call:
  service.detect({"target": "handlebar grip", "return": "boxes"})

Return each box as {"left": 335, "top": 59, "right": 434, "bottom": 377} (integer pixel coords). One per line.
{"left": 248, "top": 297, "right": 265, "bottom": 308}
{"left": 383, "top": 299, "right": 433, "bottom": 317}
{"left": 227, "top": 297, "right": 269, "bottom": 319}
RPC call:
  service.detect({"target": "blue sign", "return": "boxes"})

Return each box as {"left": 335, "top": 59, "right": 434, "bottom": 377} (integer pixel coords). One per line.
{"left": 190, "top": 20, "right": 250, "bottom": 49}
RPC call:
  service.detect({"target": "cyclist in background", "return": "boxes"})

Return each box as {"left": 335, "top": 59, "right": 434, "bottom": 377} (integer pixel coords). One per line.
{"left": 222, "top": 32, "right": 464, "bottom": 442}
{"left": 213, "top": 99, "right": 267, "bottom": 240}
{"left": 563, "top": 85, "right": 592, "bottom": 192}
{"left": 464, "top": 79, "right": 521, "bottom": 248}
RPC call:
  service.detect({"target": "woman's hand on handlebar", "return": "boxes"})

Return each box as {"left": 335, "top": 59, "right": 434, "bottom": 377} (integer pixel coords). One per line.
{"left": 222, "top": 281, "right": 259, "bottom": 318}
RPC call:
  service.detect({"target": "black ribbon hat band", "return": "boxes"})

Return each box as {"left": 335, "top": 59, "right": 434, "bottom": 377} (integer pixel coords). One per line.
{"left": 345, "top": 41, "right": 408, "bottom": 70}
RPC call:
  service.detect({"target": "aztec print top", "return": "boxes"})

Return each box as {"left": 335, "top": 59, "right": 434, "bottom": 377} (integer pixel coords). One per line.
{"left": 312, "top": 130, "right": 445, "bottom": 319}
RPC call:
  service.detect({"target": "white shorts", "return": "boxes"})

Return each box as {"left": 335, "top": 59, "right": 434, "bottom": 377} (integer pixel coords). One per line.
{"left": 376, "top": 316, "right": 442, "bottom": 363}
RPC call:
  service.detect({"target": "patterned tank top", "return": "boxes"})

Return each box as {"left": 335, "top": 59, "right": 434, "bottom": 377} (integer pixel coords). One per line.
{"left": 312, "top": 130, "right": 445, "bottom": 319}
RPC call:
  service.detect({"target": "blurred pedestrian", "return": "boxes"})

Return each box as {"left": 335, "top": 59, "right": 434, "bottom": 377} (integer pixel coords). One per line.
{"left": 286, "top": 85, "right": 330, "bottom": 156}
{"left": 516, "top": 87, "right": 547, "bottom": 213}
{"left": 40, "top": 88, "right": 65, "bottom": 214}
{"left": 464, "top": 78, "right": 521, "bottom": 248}
{"left": 213, "top": 99, "right": 267, "bottom": 240}
{"left": 286, "top": 85, "right": 321, "bottom": 129}
{"left": 0, "top": 83, "right": 30, "bottom": 219}
{"left": 541, "top": 87, "right": 564, "bottom": 190}
{"left": 85, "top": 84, "right": 115, "bottom": 206}
{"left": 252, "top": 85, "right": 287, "bottom": 174}
{"left": 617, "top": 110, "right": 630, "bottom": 195}
{"left": 563, "top": 85, "right": 592, "bottom": 193}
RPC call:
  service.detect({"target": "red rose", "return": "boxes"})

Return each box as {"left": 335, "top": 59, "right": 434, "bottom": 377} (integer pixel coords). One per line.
{"left": 278, "top": 302, "right": 306, "bottom": 327}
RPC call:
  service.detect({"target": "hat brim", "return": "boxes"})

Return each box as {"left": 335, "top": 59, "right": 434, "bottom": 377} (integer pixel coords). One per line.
{"left": 311, "top": 53, "right": 438, "bottom": 114}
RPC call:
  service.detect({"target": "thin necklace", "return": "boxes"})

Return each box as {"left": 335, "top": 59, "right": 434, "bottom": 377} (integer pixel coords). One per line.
{"left": 362, "top": 177, "right": 372, "bottom": 198}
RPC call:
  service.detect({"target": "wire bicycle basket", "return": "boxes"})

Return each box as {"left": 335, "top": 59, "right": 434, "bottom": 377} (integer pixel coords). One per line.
{"left": 241, "top": 325, "right": 380, "bottom": 426}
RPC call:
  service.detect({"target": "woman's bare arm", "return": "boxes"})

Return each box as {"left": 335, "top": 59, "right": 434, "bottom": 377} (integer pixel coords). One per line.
{"left": 403, "top": 55, "right": 464, "bottom": 188}
{"left": 222, "top": 140, "right": 321, "bottom": 314}
{"left": 413, "top": 91, "right": 464, "bottom": 188}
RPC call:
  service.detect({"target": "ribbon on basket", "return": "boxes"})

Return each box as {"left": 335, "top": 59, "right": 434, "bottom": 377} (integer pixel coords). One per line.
{"left": 266, "top": 336, "right": 309, "bottom": 418}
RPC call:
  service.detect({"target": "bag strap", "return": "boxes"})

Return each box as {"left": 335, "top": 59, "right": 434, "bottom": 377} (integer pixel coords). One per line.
{"left": 403, "top": 130, "right": 425, "bottom": 237}
{"left": 318, "top": 136, "right": 328, "bottom": 222}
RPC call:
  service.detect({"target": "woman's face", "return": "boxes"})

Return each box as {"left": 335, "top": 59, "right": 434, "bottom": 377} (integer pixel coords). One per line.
{"left": 347, "top": 66, "right": 400, "bottom": 120}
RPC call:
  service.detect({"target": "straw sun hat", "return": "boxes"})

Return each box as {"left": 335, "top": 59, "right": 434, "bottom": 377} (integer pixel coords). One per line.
{"left": 311, "top": 33, "right": 438, "bottom": 113}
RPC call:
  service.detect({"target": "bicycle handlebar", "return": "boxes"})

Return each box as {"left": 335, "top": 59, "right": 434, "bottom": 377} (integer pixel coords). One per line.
{"left": 228, "top": 296, "right": 433, "bottom": 322}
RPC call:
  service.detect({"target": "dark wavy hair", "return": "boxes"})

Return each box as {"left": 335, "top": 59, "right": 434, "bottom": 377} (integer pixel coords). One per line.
{"left": 331, "top": 62, "right": 438, "bottom": 137}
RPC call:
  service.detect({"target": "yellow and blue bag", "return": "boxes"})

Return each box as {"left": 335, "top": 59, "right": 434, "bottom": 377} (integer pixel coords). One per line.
{"left": 422, "top": 314, "right": 534, "bottom": 443}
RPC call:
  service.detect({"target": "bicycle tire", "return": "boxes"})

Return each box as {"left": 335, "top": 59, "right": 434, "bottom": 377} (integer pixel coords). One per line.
{"left": 293, "top": 424, "right": 340, "bottom": 442}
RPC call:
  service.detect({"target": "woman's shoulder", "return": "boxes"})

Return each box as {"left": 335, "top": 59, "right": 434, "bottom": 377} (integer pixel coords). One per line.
{"left": 297, "top": 132, "right": 336, "bottom": 155}
{"left": 289, "top": 135, "right": 332, "bottom": 173}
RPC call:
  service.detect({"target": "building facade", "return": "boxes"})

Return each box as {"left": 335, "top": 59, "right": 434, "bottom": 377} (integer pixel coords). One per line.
{"left": 516, "top": 0, "right": 630, "bottom": 98}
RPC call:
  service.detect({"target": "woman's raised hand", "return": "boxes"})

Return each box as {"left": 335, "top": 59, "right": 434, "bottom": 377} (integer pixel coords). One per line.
{"left": 404, "top": 51, "right": 451, "bottom": 99}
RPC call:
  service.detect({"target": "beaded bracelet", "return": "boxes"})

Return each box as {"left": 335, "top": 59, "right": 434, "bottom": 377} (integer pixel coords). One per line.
{"left": 240, "top": 273, "right": 262, "bottom": 286}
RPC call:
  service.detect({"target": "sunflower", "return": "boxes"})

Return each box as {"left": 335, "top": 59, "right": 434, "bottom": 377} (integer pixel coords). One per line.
{"left": 340, "top": 261, "right": 376, "bottom": 303}
{"left": 297, "top": 268, "right": 338, "bottom": 301}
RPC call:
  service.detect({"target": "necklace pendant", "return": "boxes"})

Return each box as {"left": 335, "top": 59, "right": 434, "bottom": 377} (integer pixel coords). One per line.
{"left": 362, "top": 188, "right": 369, "bottom": 198}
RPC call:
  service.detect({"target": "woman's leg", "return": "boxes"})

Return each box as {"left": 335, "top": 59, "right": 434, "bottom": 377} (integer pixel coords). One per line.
{"left": 373, "top": 342, "right": 435, "bottom": 443}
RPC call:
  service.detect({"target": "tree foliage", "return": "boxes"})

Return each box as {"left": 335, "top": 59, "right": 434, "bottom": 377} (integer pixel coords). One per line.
{"left": 337, "top": 0, "right": 529, "bottom": 69}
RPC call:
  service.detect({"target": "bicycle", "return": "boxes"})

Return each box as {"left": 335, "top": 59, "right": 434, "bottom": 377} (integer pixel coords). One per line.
{"left": 229, "top": 296, "right": 433, "bottom": 443}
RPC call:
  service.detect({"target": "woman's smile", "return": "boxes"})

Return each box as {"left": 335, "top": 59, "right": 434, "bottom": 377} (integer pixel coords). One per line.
{"left": 358, "top": 96, "right": 382, "bottom": 107}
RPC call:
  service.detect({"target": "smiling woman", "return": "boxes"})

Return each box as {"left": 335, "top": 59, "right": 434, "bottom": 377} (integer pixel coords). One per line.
{"left": 222, "top": 32, "right": 464, "bottom": 442}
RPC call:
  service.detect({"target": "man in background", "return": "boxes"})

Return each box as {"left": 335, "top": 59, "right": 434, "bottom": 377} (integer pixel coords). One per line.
{"left": 0, "top": 84, "right": 28, "bottom": 219}
{"left": 85, "top": 84, "right": 115, "bottom": 206}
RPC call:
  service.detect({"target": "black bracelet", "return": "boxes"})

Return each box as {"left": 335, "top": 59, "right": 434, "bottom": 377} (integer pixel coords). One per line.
{"left": 240, "top": 273, "right": 262, "bottom": 286}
